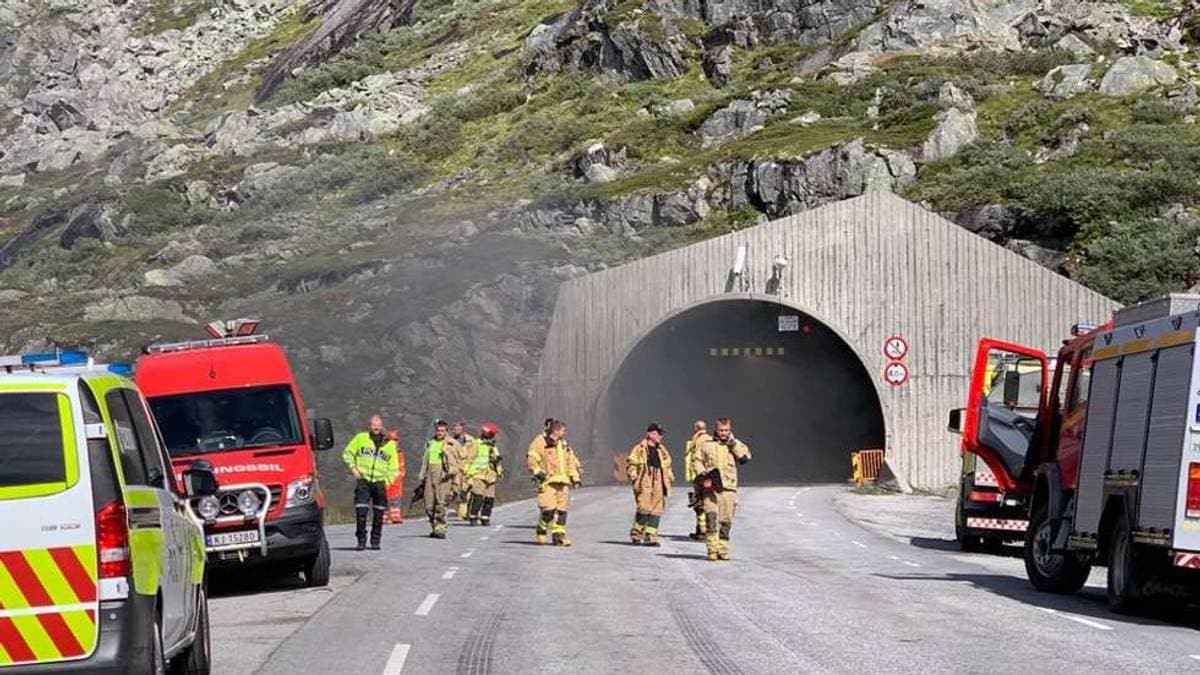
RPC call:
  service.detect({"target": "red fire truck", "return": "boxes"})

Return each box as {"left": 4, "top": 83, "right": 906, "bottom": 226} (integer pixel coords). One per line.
{"left": 952, "top": 295, "right": 1200, "bottom": 612}
{"left": 135, "top": 319, "right": 335, "bottom": 587}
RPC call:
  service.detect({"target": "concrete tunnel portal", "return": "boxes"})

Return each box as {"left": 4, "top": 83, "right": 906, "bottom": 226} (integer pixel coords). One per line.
{"left": 599, "top": 299, "right": 886, "bottom": 483}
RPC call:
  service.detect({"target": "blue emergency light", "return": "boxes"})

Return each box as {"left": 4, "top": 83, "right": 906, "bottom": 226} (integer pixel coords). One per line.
{"left": 107, "top": 363, "right": 134, "bottom": 376}
{"left": 20, "top": 350, "right": 89, "bottom": 365}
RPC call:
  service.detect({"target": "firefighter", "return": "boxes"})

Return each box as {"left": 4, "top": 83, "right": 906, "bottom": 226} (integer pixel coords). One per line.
{"left": 450, "top": 421, "right": 475, "bottom": 521}
{"left": 683, "top": 420, "right": 711, "bottom": 540}
{"left": 385, "top": 429, "right": 407, "bottom": 523}
{"left": 691, "top": 417, "right": 751, "bottom": 561}
{"left": 418, "top": 420, "right": 461, "bottom": 539}
{"left": 465, "top": 422, "right": 503, "bottom": 525}
{"left": 527, "top": 419, "right": 582, "bottom": 546}
{"left": 343, "top": 414, "right": 401, "bottom": 551}
{"left": 627, "top": 423, "right": 674, "bottom": 546}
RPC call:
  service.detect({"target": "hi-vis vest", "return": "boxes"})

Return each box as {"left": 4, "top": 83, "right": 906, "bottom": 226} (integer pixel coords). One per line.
{"left": 426, "top": 439, "right": 447, "bottom": 465}
{"left": 466, "top": 440, "right": 502, "bottom": 481}
{"left": 343, "top": 432, "right": 400, "bottom": 483}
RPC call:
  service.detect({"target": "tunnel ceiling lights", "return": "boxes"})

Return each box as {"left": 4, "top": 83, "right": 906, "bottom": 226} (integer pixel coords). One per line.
{"left": 709, "top": 347, "right": 787, "bottom": 357}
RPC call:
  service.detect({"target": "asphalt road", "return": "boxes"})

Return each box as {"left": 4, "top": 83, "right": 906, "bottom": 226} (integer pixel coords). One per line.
{"left": 209, "top": 486, "right": 1200, "bottom": 674}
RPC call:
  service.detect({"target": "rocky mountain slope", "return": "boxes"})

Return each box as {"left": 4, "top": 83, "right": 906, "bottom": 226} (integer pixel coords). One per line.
{"left": 2, "top": 0, "right": 1199, "bottom": 494}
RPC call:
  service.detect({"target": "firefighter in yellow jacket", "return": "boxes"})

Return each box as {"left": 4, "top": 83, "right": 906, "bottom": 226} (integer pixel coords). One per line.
{"left": 527, "top": 419, "right": 582, "bottom": 546}
{"left": 418, "top": 420, "right": 461, "bottom": 539}
{"left": 628, "top": 422, "right": 674, "bottom": 546}
{"left": 465, "top": 422, "right": 503, "bottom": 526}
{"left": 343, "top": 414, "right": 401, "bottom": 551}
{"left": 683, "top": 420, "right": 711, "bottom": 541}
{"left": 691, "top": 417, "right": 752, "bottom": 561}
{"left": 450, "top": 421, "right": 476, "bottom": 521}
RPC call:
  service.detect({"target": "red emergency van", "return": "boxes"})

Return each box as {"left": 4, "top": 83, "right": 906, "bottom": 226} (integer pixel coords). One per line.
{"left": 135, "top": 319, "right": 334, "bottom": 587}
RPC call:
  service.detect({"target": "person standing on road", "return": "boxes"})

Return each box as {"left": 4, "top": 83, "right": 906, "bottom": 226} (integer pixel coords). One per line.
{"left": 527, "top": 420, "right": 582, "bottom": 546}
{"left": 627, "top": 423, "right": 674, "bottom": 546}
{"left": 683, "top": 420, "right": 711, "bottom": 541}
{"left": 385, "top": 428, "right": 407, "bottom": 523}
{"left": 692, "top": 417, "right": 751, "bottom": 561}
{"left": 451, "top": 421, "right": 475, "bottom": 521}
{"left": 465, "top": 422, "right": 503, "bottom": 526}
{"left": 343, "top": 414, "right": 401, "bottom": 551}
{"left": 419, "top": 420, "right": 461, "bottom": 539}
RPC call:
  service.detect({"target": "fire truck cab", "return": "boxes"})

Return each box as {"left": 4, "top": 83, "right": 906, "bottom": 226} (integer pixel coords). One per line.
{"left": 953, "top": 294, "right": 1200, "bottom": 613}
{"left": 134, "top": 320, "right": 335, "bottom": 588}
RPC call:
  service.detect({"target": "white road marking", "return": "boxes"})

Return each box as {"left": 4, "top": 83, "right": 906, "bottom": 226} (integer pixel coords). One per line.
{"left": 808, "top": 521, "right": 819, "bottom": 526}
{"left": 382, "top": 643, "right": 411, "bottom": 675}
{"left": 461, "top": 548, "right": 476, "bottom": 558}
{"left": 1037, "top": 607, "right": 1113, "bottom": 631}
{"left": 442, "top": 567, "right": 459, "bottom": 580}
{"left": 1189, "top": 655, "right": 1200, "bottom": 662}
{"left": 493, "top": 525, "right": 503, "bottom": 531}
{"left": 852, "top": 541, "right": 868, "bottom": 549}
{"left": 887, "top": 555, "right": 921, "bottom": 568}
{"left": 480, "top": 536, "right": 490, "bottom": 541}
{"left": 415, "top": 594, "right": 440, "bottom": 616}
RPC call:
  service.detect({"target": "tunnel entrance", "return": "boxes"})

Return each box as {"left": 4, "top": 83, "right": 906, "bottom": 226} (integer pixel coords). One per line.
{"left": 599, "top": 299, "right": 886, "bottom": 484}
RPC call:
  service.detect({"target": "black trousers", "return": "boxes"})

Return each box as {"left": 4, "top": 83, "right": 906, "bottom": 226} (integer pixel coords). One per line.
{"left": 354, "top": 480, "right": 388, "bottom": 545}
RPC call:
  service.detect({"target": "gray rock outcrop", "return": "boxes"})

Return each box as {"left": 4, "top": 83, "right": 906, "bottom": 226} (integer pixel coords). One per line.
{"left": 1036, "top": 64, "right": 1093, "bottom": 100}
{"left": 1098, "top": 56, "right": 1179, "bottom": 96}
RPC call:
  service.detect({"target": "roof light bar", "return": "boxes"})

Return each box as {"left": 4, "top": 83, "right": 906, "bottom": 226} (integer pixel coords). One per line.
{"left": 145, "top": 334, "right": 269, "bottom": 354}
{"left": 1070, "top": 321, "right": 1097, "bottom": 336}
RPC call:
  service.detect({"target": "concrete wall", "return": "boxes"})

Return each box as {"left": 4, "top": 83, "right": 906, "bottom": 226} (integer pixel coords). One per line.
{"left": 528, "top": 192, "right": 1118, "bottom": 488}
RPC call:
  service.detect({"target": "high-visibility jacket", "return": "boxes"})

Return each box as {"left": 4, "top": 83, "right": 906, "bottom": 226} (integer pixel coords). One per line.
{"left": 683, "top": 432, "right": 711, "bottom": 482}
{"left": 465, "top": 438, "right": 502, "bottom": 484}
{"left": 526, "top": 434, "right": 581, "bottom": 486}
{"left": 343, "top": 431, "right": 400, "bottom": 484}
{"left": 691, "top": 436, "right": 751, "bottom": 490}
{"left": 419, "top": 437, "right": 460, "bottom": 482}
{"left": 386, "top": 450, "right": 407, "bottom": 500}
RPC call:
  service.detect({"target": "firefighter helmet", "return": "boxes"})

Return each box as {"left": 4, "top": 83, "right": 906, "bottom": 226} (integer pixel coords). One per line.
{"left": 480, "top": 422, "right": 499, "bottom": 439}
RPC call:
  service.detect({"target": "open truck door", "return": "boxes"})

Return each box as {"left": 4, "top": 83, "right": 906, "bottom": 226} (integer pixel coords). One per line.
{"left": 949, "top": 339, "right": 1049, "bottom": 493}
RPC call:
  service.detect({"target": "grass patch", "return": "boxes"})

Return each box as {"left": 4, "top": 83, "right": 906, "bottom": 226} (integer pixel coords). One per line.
{"left": 135, "top": 0, "right": 219, "bottom": 36}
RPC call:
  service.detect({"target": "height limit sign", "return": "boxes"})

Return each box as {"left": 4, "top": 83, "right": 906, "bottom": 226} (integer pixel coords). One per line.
{"left": 883, "top": 335, "right": 909, "bottom": 387}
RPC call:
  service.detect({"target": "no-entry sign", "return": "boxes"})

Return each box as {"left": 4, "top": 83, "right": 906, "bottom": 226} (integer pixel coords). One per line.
{"left": 883, "top": 361, "right": 909, "bottom": 387}
{"left": 883, "top": 335, "right": 908, "bottom": 361}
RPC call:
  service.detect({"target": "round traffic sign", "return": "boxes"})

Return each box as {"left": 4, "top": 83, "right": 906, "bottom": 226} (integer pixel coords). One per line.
{"left": 883, "top": 361, "right": 909, "bottom": 387}
{"left": 883, "top": 335, "right": 909, "bottom": 361}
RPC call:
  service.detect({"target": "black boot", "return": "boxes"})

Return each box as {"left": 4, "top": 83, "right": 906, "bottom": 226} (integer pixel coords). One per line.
{"left": 354, "top": 506, "right": 369, "bottom": 550}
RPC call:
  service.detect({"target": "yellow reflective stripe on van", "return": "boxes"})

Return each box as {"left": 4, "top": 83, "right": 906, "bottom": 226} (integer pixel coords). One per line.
{"left": 123, "top": 488, "right": 163, "bottom": 596}
{"left": 0, "top": 391, "right": 78, "bottom": 501}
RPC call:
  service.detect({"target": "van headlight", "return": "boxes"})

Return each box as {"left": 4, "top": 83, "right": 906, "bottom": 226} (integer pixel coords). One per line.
{"left": 286, "top": 476, "right": 315, "bottom": 508}
{"left": 196, "top": 495, "right": 220, "bottom": 521}
{"left": 237, "top": 490, "right": 262, "bottom": 516}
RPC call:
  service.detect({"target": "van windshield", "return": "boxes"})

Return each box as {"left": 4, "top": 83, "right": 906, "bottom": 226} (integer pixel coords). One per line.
{"left": 148, "top": 385, "right": 303, "bottom": 457}
{"left": 0, "top": 392, "right": 69, "bottom": 491}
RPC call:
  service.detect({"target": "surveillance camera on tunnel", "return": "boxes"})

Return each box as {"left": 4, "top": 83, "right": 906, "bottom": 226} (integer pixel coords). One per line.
{"left": 772, "top": 255, "right": 788, "bottom": 271}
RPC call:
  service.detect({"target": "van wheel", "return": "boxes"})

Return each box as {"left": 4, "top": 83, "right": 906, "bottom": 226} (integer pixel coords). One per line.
{"left": 1024, "top": 503, "right": 1090, "bottom": 594}
{"left": 304, "top": 536, "right": 331, "bottom": 588}
{"left": 1107, "top": 517, "right": 1147, "bottom": 614}
{"left": 168, "top": 588, "right": 211, "bottom": 675}
{"left": 151, "top": 611, "right": 167, "bottom": 675}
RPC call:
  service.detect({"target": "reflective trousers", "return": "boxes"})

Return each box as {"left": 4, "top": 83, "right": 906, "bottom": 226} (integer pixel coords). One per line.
{"left": 354, "top": 480, "right": 387, "bottom": 545}
{"left": 703, "top": 489, "right": 737, "bottom": 556}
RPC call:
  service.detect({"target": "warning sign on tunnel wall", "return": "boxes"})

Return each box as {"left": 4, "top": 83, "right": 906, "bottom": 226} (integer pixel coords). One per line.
{"left": 883, "top": 336, "right": 908, "bottom": 361}
{"left": 883, "top": 361, "right": 909, "bottom": 387}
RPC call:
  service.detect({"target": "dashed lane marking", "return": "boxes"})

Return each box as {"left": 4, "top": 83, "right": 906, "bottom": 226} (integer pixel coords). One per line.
{"left": 493, "top": 525, "right": 503, "bottom": 531}
{"left": 888, "top": 555, "right": 921, "bottom": 568}
{"left": 443, "top": 567, "right": 459, "bottom": 580}
{"left": 1037, "top": 607, "right": 1113, "bottom": 631}
{"left": 416, "top": 593, "right": 440, "bottom": 616}
{"left": 480, "top": 536, "right": 490, "bottom": 541}
{"left": 382, "top": 643, "right": 411, "bottom": 675}
{"left": 852, "top": 541, "right": 868, "bottom": 549}
{"left": 462, "top": 548, "right": 476, "bottom": 558}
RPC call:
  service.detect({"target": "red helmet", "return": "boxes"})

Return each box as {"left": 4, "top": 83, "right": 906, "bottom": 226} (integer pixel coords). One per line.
{"left": 480, "top": 422, "right": 499, "bottom": 439}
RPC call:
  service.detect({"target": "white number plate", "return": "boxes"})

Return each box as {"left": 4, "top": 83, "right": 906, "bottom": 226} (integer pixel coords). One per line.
{"left": 206, "top": 530, "right": 261, "bottom": 547}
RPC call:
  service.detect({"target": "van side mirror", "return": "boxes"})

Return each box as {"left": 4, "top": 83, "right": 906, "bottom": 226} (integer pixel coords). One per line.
{"left": 181, "top": 460, "right": 219, "bottom": 498}
{"left": 947, "top": 408, "right": 964, "bottom": 434}
{"left": 1003, "top": 370, "right": 1022, "bottom": 407}
{"left": 311, "top": 418, "right": 334, "bottom": 451}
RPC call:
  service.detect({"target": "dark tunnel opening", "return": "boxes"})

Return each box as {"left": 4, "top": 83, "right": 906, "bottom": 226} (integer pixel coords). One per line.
{"left": 600, "top": 299, "right": 886, "bottom": 484}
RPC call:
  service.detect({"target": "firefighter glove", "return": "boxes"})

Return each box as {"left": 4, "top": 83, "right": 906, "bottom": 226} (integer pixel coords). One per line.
{"left": 737, "top": 455, "right": 750, "bottom": 465}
